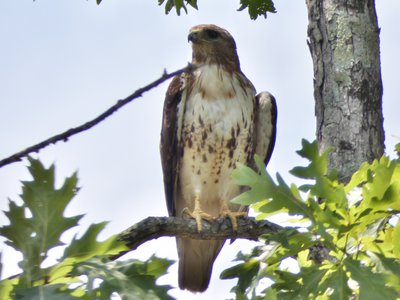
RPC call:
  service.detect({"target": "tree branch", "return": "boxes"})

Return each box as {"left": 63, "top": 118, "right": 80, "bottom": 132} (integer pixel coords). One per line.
{"left": 0, "top": 64, "right": 195, "bottom": 169}
{"left": 112, "top": 216, "right": 283, "bottom": 260}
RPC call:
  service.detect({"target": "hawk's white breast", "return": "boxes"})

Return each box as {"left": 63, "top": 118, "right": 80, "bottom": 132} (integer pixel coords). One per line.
{"left": 177, "top": 64, "right": 256, "bottom": 216}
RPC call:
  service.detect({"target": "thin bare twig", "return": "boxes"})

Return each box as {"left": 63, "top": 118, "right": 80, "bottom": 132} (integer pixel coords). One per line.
{"left": 112, "top": 216, "right": 283, "bottom": 260}
{"left": 0, "top": 64, "right": 195, "bottom": 169}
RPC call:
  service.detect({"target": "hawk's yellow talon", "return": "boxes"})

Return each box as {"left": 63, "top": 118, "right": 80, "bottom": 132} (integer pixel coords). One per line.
{"left": 182, "top": 207, "right": 214, "bottom": 232}
{"left": 220, "top": 209, "right": 247, "bottom": 231}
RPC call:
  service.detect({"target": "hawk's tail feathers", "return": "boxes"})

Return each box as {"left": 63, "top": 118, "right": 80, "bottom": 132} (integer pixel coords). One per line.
{"left": 177, "top": 238, "right": 225, "bottom": 292}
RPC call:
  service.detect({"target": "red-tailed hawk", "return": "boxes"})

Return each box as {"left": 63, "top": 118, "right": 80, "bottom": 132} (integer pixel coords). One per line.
{"left": 160, "top": 24, "right": 277, "bottom": 292}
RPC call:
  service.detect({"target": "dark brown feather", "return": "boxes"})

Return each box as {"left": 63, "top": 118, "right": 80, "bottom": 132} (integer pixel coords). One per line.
{"left": 160, "top": 75, "right": 183, "bottom": 216}
{"left": 265, "top": 95, "right": 277, "bottom": 165}
{"left": 255, "top": 92, "right": 278, "bottom": 166}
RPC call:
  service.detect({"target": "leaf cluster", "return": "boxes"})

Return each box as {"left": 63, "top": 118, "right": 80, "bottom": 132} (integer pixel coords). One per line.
{"left": 0, "top": 158, "right": 173, "bottom": 299}
{"left": 158, "top": 0, "right": 198, "bottom": 16}
{"left": 237, "top": 0, "right": 277, "bottom": 20}
{"left": 223, "top": 140, "right": 400, "bottom": 299}
{"left": 96, "top": 0, "right": 276, "bottom": 20}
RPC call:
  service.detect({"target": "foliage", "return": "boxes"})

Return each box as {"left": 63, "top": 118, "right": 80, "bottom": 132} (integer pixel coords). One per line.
{"left": 237, "top": 0, "right": 276, "bottom": 19}
{"left": 2, "top": 143, "right": 400, "bottom": 299}
{"left": 158, "top": 0, "right": 198, "bottom": 16}
{"left": 95, "top": 0, "right": 276, "bottom": 20}
{"left": 222, "top": 140, "right": 400, "bottom": 299}
{"left": 0, "top": 158, "right": 173, "bottom": 300}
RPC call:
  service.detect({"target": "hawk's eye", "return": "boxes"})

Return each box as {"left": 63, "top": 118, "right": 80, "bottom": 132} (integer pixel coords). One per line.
{"left": 205, "top": 29, "right": 219, "bottom": 40}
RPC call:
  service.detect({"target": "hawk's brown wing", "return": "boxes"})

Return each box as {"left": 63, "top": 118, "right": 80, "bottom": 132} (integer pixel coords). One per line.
{"left": 255, "top": 91, "right": 277, "bottom": 166}
{"left": 160, "top": 75, "right": 183, "bottom": 217}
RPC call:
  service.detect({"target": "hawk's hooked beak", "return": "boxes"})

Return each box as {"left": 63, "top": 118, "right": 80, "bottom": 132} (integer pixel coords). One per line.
{"left": 188, "top": 31, "right": 199, "bottom": 43}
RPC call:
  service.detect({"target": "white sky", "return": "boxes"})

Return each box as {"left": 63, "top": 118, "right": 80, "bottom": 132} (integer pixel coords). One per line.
{"left": 0, "top": 1, "right": 399, "bottom": 299}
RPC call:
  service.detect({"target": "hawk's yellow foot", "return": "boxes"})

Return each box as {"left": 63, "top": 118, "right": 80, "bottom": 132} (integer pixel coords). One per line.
{"left": 182, "top": 207, "right": 214, "bottom": 232}
{"left": 220, "top": 207, "right": 247, "bottom": 231}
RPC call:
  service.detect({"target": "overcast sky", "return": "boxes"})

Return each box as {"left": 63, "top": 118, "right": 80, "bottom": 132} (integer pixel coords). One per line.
{"left": 0, "top": 1, "right": 399, "bottom": 299}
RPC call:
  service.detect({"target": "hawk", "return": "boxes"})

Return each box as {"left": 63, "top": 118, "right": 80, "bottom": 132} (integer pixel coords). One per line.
{"left": 160, "top": 24, "right": 277, "bottom": 292}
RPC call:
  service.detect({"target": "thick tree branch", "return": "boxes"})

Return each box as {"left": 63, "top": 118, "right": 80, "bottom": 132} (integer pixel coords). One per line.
{"left": 0, "top": 64, "right": 195, "bottom": 169}
{"left": 112, "top": 216, "right": 283, "bottom": 260}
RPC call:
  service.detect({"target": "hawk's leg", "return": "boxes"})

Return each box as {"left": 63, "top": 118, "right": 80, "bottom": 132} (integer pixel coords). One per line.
{"left": 219, "top": 203, "right": 247, "bottom": 231}
{"left": 182, "top": 195, "right": 214, "bottom": 232}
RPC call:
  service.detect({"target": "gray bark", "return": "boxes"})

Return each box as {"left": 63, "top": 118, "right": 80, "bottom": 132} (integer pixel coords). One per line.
{"left": 306, "top": 0, "right": 385, "bottom": 181}
{"left": 112, "top": 217, "right": 282, "bottom": 260}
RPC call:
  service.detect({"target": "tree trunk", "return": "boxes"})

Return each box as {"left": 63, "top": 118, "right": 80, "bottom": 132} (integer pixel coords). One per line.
{"left": 306, "top": 0, "right": 385, "bottom": 181}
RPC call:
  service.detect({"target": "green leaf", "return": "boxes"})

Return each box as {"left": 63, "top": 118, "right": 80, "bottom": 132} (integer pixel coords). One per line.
{"left": 232, "top": 161, "right": 265, "bottom": 187}
{"left": 344, "top": 257, "right": 398, "bottom": 300}
{"left": 271, "top": 270, "right": 302, "bottom": 294}
{"left": 220, "top": 258, "right": 260, "bottom": 294}
{"left": 290, "top": 140, "right": 330, "bottom": 179}
{"left": 259, "top": 234, "right": 315, "bottom": 269}
{"left": 298, "top": 266, "right": 328, "bottom": 298}
{"left": 233, "top": 156, "right": 312, "bottom": 218}
{"left": 15, "top": 284, "right": 80, "bottom": 300}
{"left": 221, "top": 247, "right": 267, "bottom": 297}
{"left": 0, "top": 278, "right": 17, "bottom": 300}
{"left": 63, "top": 222, "right": 126, "bottom": 261}
{"left": 291, "top": 141, "right": 350, "bottom": 223}
{"left": 237, "top": 0, "right": 276, "bottom": 20}
{"left": 259, "top": 174, "right": 312, "bottom": 218}
{"left": 264, "top": 228, "right": 299, "bottom": 248}
{"left": 319, "top": 267, "right": 352, "bottom": 299}
{"left": 361, "top": 156, "right": 400, "bottom": 210}
{"left": 186, "top": 0, "right": 198, "bottom": 9}
{"left": 0, "top": 200, "right": 33, "bottom": 254}
{"left": 48, "top": 222, "right": 127, "bottom": 284}
{"left": 345, "top": 161, "right": 371, "bottom": 193}
{"left": 0, "top": 158, "right": 83, "bottom": 286}
{"left": 395, "top": 143, "right": 400, "bottom": 158}
{"left": 307, "top": 199, "right": 344, "bottom": 231}
{"left": 158, "top": 0, "right": 276, "bottom": 19}
{"left": 375, "top": 254, "right": 400, "bottom": 278}
{"left": 158, "top": 0, "right": 198, "bottom": 16}
{"left": 0, "top": 158, "right": 174, "bottom": 299}
{"left": 231, "top": 161, "right": 272, "bottom": 205}
{"left": 263, "top": 288, "right": 278, "bottom": 300}
{"left": 393, "top": 220, "right": 400, "bottom": 258}
{"left": 72, "top": 256, "right": 174, "bottom": 300}
{"left": 231, "top": 142, "right": 319, "bottom": 219}
{"left": 23, "top": 158, "right": 83, "bottom": 249}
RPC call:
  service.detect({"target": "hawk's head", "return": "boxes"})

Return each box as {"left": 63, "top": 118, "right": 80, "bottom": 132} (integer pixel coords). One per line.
{"left": 188, "top": 24, "right": 240, "bottom": 70}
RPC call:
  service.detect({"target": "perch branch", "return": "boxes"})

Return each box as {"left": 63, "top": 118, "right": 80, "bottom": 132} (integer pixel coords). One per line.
{"left": 0, "top": 64, "right": 195, "bottom": 169}
{"left": 2, "top": 216, "right": 283, "bottom": 282}
{"left": 112, "top": 216, "right": 283, "bottom": 260}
